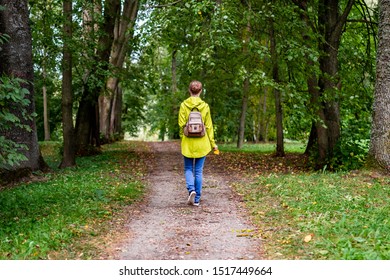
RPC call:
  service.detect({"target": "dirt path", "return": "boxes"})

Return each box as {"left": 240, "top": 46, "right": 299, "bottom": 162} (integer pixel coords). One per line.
{"left": 115, "top": 141, "right": 262, "bottom": 260}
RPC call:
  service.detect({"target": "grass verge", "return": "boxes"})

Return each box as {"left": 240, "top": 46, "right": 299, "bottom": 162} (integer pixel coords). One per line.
{"left": 220, "top": 141, "right": 306, "bottom": 154}
{"left": 0, "top": 141, "right": 147, "bottom": 260}
{"left": 210, "top": 142, "right": 390, "bottom": 259}
{"left": 233, "top": 168, "right": 390, "bottom": 259}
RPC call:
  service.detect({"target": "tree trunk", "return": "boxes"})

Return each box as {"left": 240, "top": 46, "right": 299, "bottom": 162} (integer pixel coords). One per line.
{"left": 269, "top": 8, "right": 285, "bottom": 157}
{"left": 293, "top": 0, "right": 325, "bottom": 160}
{"left": 308, "top": 50, "right": 328, "bottom": 163}
{"left": 100, "top": 0, "right": 139, "bottom": 142}
{"left": 75, "top": 87, "right": 99, "bottom": 153}
{"left": 369, "top": 0, "right": 390, "bottom": 172}
{"left": 316, "top": 0, "right": 354, "bottom": 167}
{"left": 75, "top": 0, "right": 120, "bottom": 153}
{"left": 59, "top": 0, "right": 76, "bottom": 168}
{"left": 110, "top": 85, "right": 122, "bottom": 136}
{"left": 0, "top": 0, "right": 47, "bottom": 181}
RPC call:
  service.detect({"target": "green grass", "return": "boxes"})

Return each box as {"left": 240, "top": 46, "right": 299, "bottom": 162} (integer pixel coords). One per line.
{"left": 219, "top": 141, "right": 306, "bottom": 154}
{"left": 234, "top": 171, "right": 390, "bottom": 259}
{"left": 0, "top": 141, "right": 146, "bottom": 259}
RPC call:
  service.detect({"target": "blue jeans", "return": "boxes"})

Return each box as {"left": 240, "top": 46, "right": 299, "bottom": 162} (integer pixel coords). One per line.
{"left": 184, "top": 156, "right": 206, "bottom": 203}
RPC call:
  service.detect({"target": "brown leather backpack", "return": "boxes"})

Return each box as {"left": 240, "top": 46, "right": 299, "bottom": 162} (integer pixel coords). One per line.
{"left": 183, "top": 108, "right": 205, "bottom": 137}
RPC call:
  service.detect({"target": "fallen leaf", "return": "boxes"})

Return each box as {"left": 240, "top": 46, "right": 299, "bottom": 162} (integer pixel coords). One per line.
{"left": 237, "top": 234, "right": 250, "bottom": 237}
{"left": 304, "top": 234, "right": 313, "bottom": 243}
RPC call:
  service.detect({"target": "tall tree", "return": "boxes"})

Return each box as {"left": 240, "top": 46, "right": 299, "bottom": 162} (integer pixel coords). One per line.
{"left": 269, "top": 1, "right": 285, "bottom": 156}
{"left": 0, "top": 0, "right": 47, "bottom": 182}
{"left": 316, "top": 0, "right": 355, "bottom": 167}
{"left": 292, "top": 0, "right": 355, "bottom": 168}
{"left": 100, "top": 0, "right": 140, "bottom": 142}
{"left": 292, "top": 0, "right": 327, "bottom": 160}
{"left": 74, "top": 0, "right": 120, "bottom": 153}
{"left": 369, "top": 0, "right": 390, "bottom": 172}
{"left": 60, "top": 0, "right": 76, "bottom": 168}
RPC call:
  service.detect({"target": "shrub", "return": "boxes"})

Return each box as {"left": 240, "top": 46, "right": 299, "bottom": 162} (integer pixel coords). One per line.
{"left": 0, "top": 76, "right": 32, "bottom": 168}
{"left": 331, "top": 137, "right": 370, "bottom": 171}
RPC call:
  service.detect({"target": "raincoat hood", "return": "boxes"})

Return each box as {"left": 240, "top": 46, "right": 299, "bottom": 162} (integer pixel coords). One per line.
{"left": 182, "top": 96, "right": 207, "bottom": 111}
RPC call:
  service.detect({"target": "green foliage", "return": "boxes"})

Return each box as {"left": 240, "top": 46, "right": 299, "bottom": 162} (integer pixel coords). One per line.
{"left": 335, "top": 4, "right": 376, "bottom": 170}
{"left": 121, "top": 70, "right": 147, "bottom": 137}
{"left": 0, "top": 33, "right": 10, "bottom": 45}
{"left": 131, "top": 0, "right": 254, "bottom": 140}
{"left": 331, "top": 138, "right": 370, "bottom": 171}
{"left": 0, "top": 141, "right": 145, "bottom": 259}
{"left": 29, "top": 0, "right": 67, "bottom": 141}
{"left": 33, "top": 75, "right": 63, "bottom": 141}
{"left": 0, "top": 77, "right": 32, "bottom": 167}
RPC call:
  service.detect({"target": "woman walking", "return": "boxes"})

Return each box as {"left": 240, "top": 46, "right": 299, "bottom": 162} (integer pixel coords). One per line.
{"left": 178, "top": 80, "right": 218, "bottom": 206}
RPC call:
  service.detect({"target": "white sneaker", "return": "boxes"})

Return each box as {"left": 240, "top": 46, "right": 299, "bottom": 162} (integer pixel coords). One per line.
{"left": 187, "top": 191, "right": 196, "bottom": 205}
{"left": 193, "top": 202, "right": 200, "bottom": 206}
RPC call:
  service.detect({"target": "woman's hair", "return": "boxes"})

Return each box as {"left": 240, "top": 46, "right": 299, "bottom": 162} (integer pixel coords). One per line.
{"left": 189, "top": 80, "right": 202, "bottom": 95}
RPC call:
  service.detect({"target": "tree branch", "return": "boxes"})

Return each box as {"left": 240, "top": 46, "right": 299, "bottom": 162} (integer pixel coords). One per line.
{"left": 334, "top": 0, "right": 355, "bottom": 37}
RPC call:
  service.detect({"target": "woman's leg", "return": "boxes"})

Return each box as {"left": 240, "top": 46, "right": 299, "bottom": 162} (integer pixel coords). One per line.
{"left": 194, "top": 156, "right": 206, "bottom": 203}
{"left": 183, "top": 157, "right": 195, "bottom": 194}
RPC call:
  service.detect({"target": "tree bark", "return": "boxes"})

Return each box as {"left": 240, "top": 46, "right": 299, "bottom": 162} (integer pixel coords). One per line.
{"left": 369, "top": 0, "right": 390, "bottom": 172}
{"left": 59, "top": 0, "right": 76, "bottom": 168}
{"left": 0, "top": 0, "right": 47, "bottom": 181}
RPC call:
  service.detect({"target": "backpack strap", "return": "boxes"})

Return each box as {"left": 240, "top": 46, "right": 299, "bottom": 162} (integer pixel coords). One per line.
{"left": 186, "top": 107, "right": 200, "bottom": 122}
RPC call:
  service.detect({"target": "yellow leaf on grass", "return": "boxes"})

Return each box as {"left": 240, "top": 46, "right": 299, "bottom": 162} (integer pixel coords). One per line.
{"left": 304, "top": 234, "right": 313, "bottom": 243}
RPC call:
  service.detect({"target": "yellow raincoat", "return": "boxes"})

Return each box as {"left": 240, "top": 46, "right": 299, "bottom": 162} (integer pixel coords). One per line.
{"left": 178, "top": 96, "right": 216, "bottom": 158}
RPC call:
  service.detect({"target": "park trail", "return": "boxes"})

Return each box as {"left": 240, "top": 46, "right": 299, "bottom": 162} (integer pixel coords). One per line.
{"left": 115, "top": 141, "right": 262, "bottom": 260}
